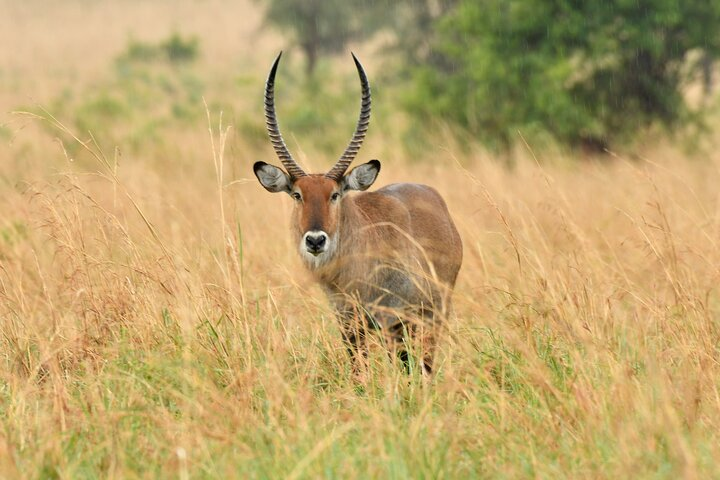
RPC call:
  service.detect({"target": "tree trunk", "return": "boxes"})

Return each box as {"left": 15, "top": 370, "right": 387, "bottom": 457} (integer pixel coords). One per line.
{"left": 304, "top": 42, "right": 318, "bottom": 77}
{"left": 702, "top": 52, "right": 714, "bottom": 100}
{"left": 302, "top": 5, "right": 320, "bottom": 78}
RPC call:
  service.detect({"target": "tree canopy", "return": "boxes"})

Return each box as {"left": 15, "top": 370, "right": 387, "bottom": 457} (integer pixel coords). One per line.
{"left": 405, "top": 0, "right": 720, "bottom": 150}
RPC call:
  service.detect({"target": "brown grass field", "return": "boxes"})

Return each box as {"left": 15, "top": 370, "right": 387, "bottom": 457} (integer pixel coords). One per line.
{"left": 1, "top": 1, "right": 720, "bottom": 478}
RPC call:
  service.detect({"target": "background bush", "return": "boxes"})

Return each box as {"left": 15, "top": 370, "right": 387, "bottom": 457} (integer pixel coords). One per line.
{"left": 401, "top": 0, "right": 720, "bottom": 151}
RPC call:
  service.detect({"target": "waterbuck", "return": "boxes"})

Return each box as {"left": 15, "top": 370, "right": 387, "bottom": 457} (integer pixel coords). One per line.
{"left": 253, "top": 52, "right": 462, "bottom": 373}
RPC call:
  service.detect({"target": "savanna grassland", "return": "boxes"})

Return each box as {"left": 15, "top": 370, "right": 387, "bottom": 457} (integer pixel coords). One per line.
{"left": 2, "top": 1, "right": 720, "bottom": 478}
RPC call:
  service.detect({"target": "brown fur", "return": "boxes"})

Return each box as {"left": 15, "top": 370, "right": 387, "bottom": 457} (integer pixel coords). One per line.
{"left": 292, "top": 176, "right": 340, "bottom": 238}
{"left": 290, "top": 175, "right": 463, "bottom": 373}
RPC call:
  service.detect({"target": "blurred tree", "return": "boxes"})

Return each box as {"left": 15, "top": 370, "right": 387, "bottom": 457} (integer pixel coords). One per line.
{"left": 405, "top": 0, "right": 720, "bottom": 151}
{"left": 259, "top": 0, "right": 390, "bottom": 76}
{"left": 391, "top": 0, "right": 458, "bottom": 67}
{"left": 701, "top": 52, "right": 714, "bottom": 100}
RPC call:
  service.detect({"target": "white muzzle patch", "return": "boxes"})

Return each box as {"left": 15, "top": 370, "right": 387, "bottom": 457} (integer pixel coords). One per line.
{"left": 300, "top": 230, "right": 336, "bottom": 268}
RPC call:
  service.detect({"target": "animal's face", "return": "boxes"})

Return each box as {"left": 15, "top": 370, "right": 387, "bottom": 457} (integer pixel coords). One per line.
{"left": 289, "top": 175, "right": 342, "bottom": 266}
{"left": 254, "top": 51, "right": 377, "bottom": 267}
{"left": 253, "top": 160, "right": 381, "bottom": 267}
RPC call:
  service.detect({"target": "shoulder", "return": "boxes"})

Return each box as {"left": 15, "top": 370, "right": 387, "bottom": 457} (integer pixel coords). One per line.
{"left": 350, "top": 183, "right": 447, "bottom": 217}
{"left": 377, "top": 183, "right": 439, "bottom": 196}
{"left": 376, "top": 183, "right": 444, "bottom": 201}
{"left": 375, "top": 183, "right": 447, "bottom": 207}
{"left": 351, "top": 189, "right": 407, "bottom": 214}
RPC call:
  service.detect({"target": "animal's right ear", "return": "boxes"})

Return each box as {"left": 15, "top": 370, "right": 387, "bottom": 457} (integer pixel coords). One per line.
{"left": 253, "top": 161, "right": 292, "bottom": 193}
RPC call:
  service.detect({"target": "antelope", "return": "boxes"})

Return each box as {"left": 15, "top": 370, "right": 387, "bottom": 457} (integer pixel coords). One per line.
{"left": 253, "top": 52, "right": 462, "bottom": 374}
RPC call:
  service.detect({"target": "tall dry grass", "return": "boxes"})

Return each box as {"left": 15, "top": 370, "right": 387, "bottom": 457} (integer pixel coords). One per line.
{"left": 1, "top": 1, "right": 720, "bottom": 478}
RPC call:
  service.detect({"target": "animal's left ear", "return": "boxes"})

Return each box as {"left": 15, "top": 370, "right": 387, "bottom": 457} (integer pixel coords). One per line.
{"left": 341, "top": 160, "right": 381, "bottom": 192}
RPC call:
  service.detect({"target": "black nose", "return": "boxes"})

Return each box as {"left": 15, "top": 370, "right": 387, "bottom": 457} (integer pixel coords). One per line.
{"left": 305, "top": 233, "right": 327, "bottom": 253}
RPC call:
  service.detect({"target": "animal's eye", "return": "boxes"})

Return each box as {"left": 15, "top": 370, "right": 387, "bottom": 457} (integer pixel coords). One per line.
{"left": 330, "top": 192, "right": 341, "bottom": 202}
{"left": 291, "top": 192, "right": 302, "bottom": 201}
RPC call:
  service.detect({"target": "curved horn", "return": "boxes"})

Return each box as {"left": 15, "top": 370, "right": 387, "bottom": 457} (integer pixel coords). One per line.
{"left": 325, "top": 53, "right": 371, "bottom": 181}
{"left": 265, "top": 52, "right": 306, "bottom": 178}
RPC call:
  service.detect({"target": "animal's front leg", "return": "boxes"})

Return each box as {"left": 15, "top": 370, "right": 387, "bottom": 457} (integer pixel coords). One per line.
{"left": 416, "top": 304, "right": 438, "bottom": 375}
{"left": 370, "top": 310, "right": 418, "bottom": 373}
{"left": 338, "top": 305, "right": 369, "bottom": 375}
{"left": 377, "top": 307, "right": 437, "bottom": 376}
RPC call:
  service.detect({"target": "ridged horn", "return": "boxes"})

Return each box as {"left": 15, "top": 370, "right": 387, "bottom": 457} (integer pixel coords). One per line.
{"left": 265, "top": 52, "right": 306, "bottom": 178}
{"left": 325, "top": 53, "right": 371, "bottom": 181}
